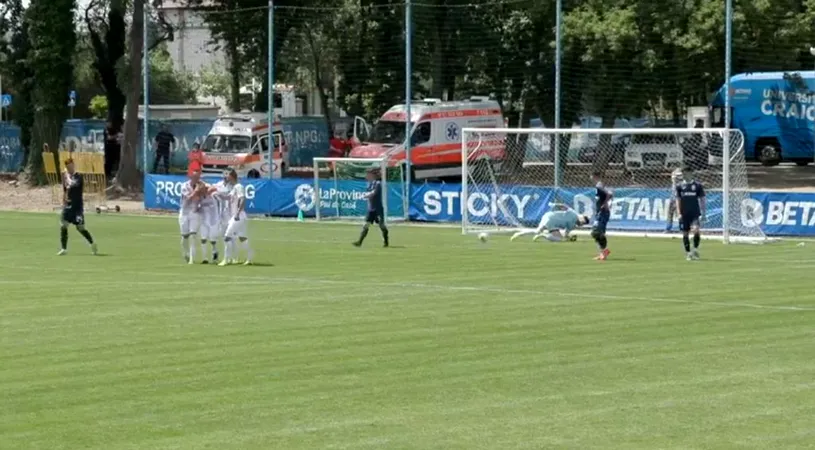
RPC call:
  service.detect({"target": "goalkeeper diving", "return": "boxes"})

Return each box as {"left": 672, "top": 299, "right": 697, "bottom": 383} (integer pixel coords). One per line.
{"left": 510, "top": 203, "right": 591, "bottom": 242}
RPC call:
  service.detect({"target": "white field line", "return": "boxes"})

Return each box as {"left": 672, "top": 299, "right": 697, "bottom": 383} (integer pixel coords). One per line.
{"left": 3, "top": 264, "right": 813, "bottom": 312}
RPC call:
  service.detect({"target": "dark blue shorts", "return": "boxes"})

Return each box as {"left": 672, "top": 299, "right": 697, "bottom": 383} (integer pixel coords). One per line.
{"left": 365, "top": 209, "right": 383, "bottom": 224}
{"left": 593, "top": 209, "right": 610, "bottom": 234}
{"left": 61, "top": 206, "right": 84, "bottom": 226}
{"left": 679, "top": 213, "right": 700, "bottom": 232}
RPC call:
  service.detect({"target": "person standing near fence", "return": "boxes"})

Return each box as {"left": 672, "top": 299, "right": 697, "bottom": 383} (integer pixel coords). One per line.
{"left": 103, "top": 121, "right": 122, "bottom": 178}
{"left": 152, "top": 124, "right": 175, "bottom": 174}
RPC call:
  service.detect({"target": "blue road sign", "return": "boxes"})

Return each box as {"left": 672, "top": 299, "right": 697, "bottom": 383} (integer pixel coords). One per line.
{"left": 69, "top": 90, "right": 76, "bottom": 100}
{"left": 1, "top": 94, "right": 11, "bottom": 108}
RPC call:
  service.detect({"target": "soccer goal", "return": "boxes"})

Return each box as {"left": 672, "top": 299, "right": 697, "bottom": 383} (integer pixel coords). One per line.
{"left": 461, "top": 127, "right": 773, "bottom": 244}
{"left": 311, "top": 157, "right": 407, "bottom": 222}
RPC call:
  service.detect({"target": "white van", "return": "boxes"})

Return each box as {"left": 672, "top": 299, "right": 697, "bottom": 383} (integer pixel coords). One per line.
{"left": 349, "top": 97, "right": 505, "bottom": 179}
{"left": 200, "top": 114, "right": 287, "bottom": 179}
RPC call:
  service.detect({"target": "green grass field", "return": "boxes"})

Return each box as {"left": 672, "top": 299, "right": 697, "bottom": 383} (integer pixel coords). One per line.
{"left": 1, "top": 211, "right": 814, "bottom": 449}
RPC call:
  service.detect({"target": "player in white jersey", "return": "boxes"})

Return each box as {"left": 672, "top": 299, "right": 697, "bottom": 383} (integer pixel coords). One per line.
{"left": 219, "top": 169, "right": 253, "bottom": 266}
{"left": 179, "top": 170, "right": 205, "bottom": 264}
{"left": 212, "top": 172, "right": 234, "bottom": 235}
{"left": 510, "top": 203, "right": 591, "bottom": 242}
{"left": 197, "top": 182, "right": 220, "bottom": 264}
{"left": 209, "top": 171, "right": 234, "bottom": 260}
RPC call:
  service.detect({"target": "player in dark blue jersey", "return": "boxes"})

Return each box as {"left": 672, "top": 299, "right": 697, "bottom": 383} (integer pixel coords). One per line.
{"left": 590, "top": 171, "right": 612, "bottom": 260}
{"left": 353, "top": 168, "right": 389, "bottom": 247}
{"left": 675, "top": 167, "right": 706, "bottom": 260}
{"left": 58, "top": 159, "right": 98, "bottom": 256}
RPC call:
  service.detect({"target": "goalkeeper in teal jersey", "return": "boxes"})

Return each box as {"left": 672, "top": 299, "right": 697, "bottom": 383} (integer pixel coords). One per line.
{"left": 510, "top": 204, "right": 591, "bottom": 242}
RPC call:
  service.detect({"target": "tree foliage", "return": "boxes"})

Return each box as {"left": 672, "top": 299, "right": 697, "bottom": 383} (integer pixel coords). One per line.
{"left": 0, "top": 0, "right": 35, "bottom": 169}
{"left": 4, "top": 0, "right": 815, "bottom": 183}
{"left": 26, "top": 0, "right": 77, "bottom": 185}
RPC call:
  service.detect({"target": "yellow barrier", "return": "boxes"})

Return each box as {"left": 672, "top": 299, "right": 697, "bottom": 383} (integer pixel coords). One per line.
{"left": 43, "top": 144, "right": 107, "bottom": 207}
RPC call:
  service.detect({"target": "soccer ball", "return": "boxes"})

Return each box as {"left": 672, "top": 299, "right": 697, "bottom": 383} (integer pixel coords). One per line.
{"left": 478, "top": 232, "right": 489, "bottom": 242}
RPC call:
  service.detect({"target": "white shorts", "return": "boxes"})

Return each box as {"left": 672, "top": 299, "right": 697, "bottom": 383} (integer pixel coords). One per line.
{"left": 539, "top": 212, "right": 554, "bottom": 230}
{"left": 198, "top": 207, "right": 220, "bottom": 240}
{"left": 179, "top": 212, "right": 201, "bottom": 235}
{"left": 225, "top": 212, "right": 248, "bottom": 238}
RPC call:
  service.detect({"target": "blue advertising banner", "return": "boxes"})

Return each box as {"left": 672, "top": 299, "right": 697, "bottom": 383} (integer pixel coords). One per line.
{"left": 279, "top": 117, "right": 331, "bottom": 167}
{"left": 411, "top": 182, "right": 724, "bottom": 230}
{"left": 411, "top": 183, "right": 815, "bottom": 237}
{"left": 3, "top": 116, "right": 333, "bottom": 174}
{"left": 144, "top": 175, "right": 406, "bottom": 219}
{"left": 0, "top": 123, "right": 23, "bottom": 173}
{"left": 63, "top": 117, "right": 331, "bottom": 172}
{"left": 143, "top": 175, "right": 815, "bottom": 237}
{"left": 742, "top": 192, "right": 815, "bottom": 236}
{"left": 60, "top": 119, "right": 211, "bottom": 172}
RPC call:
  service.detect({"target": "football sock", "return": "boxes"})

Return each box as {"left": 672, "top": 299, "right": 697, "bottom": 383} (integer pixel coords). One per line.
{"left": 380, "top": 225, "right": 389, "bottom": 245}
{"left": 241, "top": 239, "right": 253, "bottom": 261}
{"left": 201, "top": 240, "right": 209, "bottom": 259}
{"left": 358, "top": 224, "right": 370, "bottom": 243}
{"left": 223, "top": 239, "right": 232, "bottom": 261}
{"left": 188, "top": 235, "right": 197, "bottom": 261}
{"left": 60, "top": 227, "right": 68, "bottom": 250}
{"left": 596, "top": 235, "right": 607, "bottom": 250}
{"left": 79, "top": 229, "right": 94, "bottom": 244}
{"left": 210, "top": 241, "right": 218, "bottom": 260}
{"left": 693, "top": 233, "right": 700, "bottom": 249}
{"left": 181, "top": 236, "right": 189, "bottom": 258}
{"left": 683, "top": 235, "right": 691, "bottom": 252}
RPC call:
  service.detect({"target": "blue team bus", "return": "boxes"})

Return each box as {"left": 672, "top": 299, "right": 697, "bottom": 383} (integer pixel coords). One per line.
{"left": 710, "top": 71, "right": 815, "bottom": 166}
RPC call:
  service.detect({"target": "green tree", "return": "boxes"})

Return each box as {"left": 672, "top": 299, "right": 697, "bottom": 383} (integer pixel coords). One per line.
{"left": 26, "top": 0, "right": 77, "bottom": 185}
{"left": 192, "top": 0, "right": 296, "bottom": 113}
{"left": 84, "top": 0, "right": 127, "bottom": 132}
{"left": 562, "top": 0, "right": 651, "bottom": 172}
{"left": 148, "top": 46, "right": 198, "bottom": 104}
{"left": 0, "top": 0, "right": 35, "bottom": 168}
{"left": 118, "top": 0, "right": 144, "bottom": 190}
{"left": 196, "top": 63, "right": 231, "bottom": 100}
{"left": 89, "top": 95, "right": 108, "bottom": 119}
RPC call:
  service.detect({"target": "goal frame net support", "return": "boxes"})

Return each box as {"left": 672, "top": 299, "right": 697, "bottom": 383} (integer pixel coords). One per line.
{"left": 311, "top": 157, "right": 408, "bottom": 222}
{"left": 461, "top": 127, "right": 774, "bottom": 244}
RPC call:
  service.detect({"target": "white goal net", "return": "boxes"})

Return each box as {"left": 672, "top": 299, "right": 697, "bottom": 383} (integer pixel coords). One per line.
{"left": 311, "top": 157, "right": 407, "bottom": 222}
{"left": 461, "top": 127, "right": 771, "bottom": 244}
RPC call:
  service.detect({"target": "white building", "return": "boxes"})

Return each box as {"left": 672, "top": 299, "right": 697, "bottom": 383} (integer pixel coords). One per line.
{"left": 158, "top": 0, "right": 225, "bottom": 74}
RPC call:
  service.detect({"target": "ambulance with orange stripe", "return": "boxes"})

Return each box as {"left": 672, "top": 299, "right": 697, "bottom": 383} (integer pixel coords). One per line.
{"left": 200, "top": 113, "right": 287, "bottom": 179}
{"left": 349, "top": 97, "right": 505, "bottom": 179}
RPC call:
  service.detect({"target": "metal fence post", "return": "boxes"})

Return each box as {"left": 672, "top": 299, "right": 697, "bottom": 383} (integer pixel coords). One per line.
{"left": 142, "top": 1, "right": 150, "bottom": 174}
{"left": 268, "top": 0, "right": 275, "bottom": 180}
{"left": 405, "top": 0, "right": 413, "bottom": 210}
{"left": 554, "top": 0, "right": 562, "bottom": 193}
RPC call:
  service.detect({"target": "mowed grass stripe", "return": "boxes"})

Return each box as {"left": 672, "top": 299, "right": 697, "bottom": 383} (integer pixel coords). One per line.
{"left": 1, "top": 212, "right": 814, "bottom": 449}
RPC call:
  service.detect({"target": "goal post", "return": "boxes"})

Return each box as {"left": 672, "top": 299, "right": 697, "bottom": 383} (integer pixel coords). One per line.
{"left": 461, "top": 127, "right": 773, "bottom": 244}
{"left": 311, "top": 157, "right": 407, "bottom": 222}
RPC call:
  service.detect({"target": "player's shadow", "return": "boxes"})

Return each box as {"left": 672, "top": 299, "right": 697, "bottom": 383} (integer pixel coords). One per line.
{"left": 607, "top": 256, "right": 637, "bottom": 261}
{"left": 384, "top": 245, "right": 406, "bottom": 249}
{"left": 243, "top": 262, "right": 275, "bottom": 267}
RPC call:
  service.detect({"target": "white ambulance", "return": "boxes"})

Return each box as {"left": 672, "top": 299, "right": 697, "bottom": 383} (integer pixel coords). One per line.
{"left": 349, "top": 97, "right": 505, "bottom": 179}
{"left": 200, "top": 113, "right": 288, "bottom": 179}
